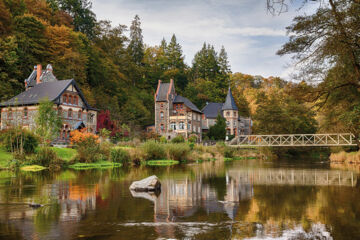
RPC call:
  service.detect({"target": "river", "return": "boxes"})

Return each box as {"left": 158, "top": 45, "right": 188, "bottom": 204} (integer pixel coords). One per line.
{"left": 0, "top": 159, "right": 359, "bottom": 240}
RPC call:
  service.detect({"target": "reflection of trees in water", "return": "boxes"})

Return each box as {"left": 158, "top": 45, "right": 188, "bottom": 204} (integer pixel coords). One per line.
{"left": 254, "top": 185, "right": 317, "bottom": 222}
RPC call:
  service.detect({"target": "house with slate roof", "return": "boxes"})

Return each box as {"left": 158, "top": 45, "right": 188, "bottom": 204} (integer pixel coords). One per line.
{"left": 202, "top": 87, "right": 252, "bottom": 136}
{"left": 0, "top": 64, "right": 98, "bottom": 143}
{"left": 154, "top": 79, "right": 203, "bottom": 140}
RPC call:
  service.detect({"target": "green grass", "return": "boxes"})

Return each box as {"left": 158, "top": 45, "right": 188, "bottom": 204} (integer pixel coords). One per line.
{"left": 68, "top": 161, "right": 122, "bottom": 170}
{"left": 232, "top": 156, "right": 257, "bottom": 160}
{"left": 20, "top": 165, "right": 47, "bottom": 172}
{"left": 0, "top": 146, "right": 12, "bottom": 169}
{"left": 146, "top": 160, "right": 180, "bottom": 166}
{"left": 50, "top": 147, "right": 77, "bottom": 161}
{"left": 224, "top": 157, "right": 233, "bottom": 162}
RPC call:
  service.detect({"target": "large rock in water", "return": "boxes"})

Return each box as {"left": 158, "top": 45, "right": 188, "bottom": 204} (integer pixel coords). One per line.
{"left": 129, "top": 175, "right": 161, "bottom": 192}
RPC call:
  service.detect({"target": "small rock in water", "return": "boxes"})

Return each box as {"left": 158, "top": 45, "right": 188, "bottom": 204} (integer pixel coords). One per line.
{"left": 129, "top": 175, "right": 161, "bottom": 192}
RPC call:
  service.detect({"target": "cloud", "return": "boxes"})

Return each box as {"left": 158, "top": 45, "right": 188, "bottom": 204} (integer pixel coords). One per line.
{"left": 91, "top": 0, "right": 310, "bottom": 78}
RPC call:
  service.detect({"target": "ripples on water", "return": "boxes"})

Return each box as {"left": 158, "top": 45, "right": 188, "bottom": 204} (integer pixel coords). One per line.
{"left": 0, "top": 159, "right": 358, "bottom": 239}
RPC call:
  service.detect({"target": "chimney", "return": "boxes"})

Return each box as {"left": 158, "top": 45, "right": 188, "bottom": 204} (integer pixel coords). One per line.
{"left": 36, "top": 64, "right": 42, "bottom": 84}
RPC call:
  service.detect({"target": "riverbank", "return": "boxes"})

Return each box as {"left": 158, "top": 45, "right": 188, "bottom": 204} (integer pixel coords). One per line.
{"left": 0, "top": 142, "right": 260, "bottom": 171}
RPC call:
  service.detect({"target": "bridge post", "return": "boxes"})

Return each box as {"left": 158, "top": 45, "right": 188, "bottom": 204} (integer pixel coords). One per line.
{"left": 291, "top": 135, "right": 294, "bottom": 146}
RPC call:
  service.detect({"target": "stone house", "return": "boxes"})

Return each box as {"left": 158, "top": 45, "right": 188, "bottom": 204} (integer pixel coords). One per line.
{"left": 154, "top": 79, "right": 202, "bottom": 140}
{"left": 0, "top": 64, "right": 98, "bottom": 143}
{"left": 201, "top": 87, "right": 252, "bottom": 137}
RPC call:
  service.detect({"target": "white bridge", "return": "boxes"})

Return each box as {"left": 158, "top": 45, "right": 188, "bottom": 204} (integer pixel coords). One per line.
{"left": 228, "top": 133, "right": 358, "bottom": 147}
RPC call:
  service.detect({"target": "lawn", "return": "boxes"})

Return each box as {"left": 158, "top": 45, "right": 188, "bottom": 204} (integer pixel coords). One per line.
{"left": 50, "top": 147, "right": 77, "bottom": 161}
{"left": 0, "top": 146, "right": 12, "bottom": 169}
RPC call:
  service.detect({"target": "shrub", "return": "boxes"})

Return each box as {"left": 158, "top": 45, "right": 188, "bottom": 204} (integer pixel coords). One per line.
{"left": 70, "top": 129, "right": 101, "bottom": 163}
{"left": 111, "top": 148, "right": 130, "bottom": 164}
{"left": 188, "top": 135, "right": 198, "bottom": 143}
{"left": 224, "top": 146, "right": 235, "bottom": 158}
{"left": 189, "top": 142, "right": 195, "bottom": 150}
{"left": 159, "top": 136, "right": 167, "bottom": 143}
{"left": 128, "top": 147, "right": 144, "bottom": 165}
{"left": 142, "top": 141, "right": 166, "bottom": 160}
{"left": 171, "top": 135, "right": 185, "bottom": 143}
{"left": 166, "top": 143, "right": 190, "bottom": 161}
{"left": 3, "top": 128, "right": 38, "bottom": 154}
{"left": 34, "top": 147, "right": 59, "bottom": 167}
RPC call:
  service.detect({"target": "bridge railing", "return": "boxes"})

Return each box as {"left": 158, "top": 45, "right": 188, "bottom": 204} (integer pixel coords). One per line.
{"left": 228, "top": 133, "right": 357, "bottom": 147}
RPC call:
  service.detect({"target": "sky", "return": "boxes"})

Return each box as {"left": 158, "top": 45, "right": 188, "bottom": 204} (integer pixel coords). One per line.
{"left": 91, "top": 0, "right": 318, "bottom": 79}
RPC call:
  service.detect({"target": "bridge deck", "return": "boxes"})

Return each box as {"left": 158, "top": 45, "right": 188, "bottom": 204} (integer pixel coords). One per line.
{"left": 228, "top": 133, "right": 357, "bottom": 147}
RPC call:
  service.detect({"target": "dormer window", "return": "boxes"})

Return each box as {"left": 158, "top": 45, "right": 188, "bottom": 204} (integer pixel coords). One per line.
{"left": 69, "top": 95, "right": 73, "bottom": 105}
{"left": 78, "top": 110, "right": 82, "bottom": 119}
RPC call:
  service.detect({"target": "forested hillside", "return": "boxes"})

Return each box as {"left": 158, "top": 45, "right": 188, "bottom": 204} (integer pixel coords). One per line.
{"left": 0, "top": 0, "right": 237, "bottom": 128}
{"left": 1, "top": 0, "right": 359, "bottom": 139}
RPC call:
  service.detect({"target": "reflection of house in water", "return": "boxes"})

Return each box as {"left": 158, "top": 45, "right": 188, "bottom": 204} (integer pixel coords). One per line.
{"left": 52, "top": 183, "right": 99, "bottom": 221}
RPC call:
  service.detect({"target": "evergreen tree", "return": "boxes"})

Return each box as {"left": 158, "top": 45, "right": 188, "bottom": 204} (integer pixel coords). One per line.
{"left": 218, "top": 46, "right": 231, "bottom": 75}
{"left": 128, "top": 14, "right": 144, "bottom": 66}
{"left": 192, "top": 43, "right": 219, "bottom": 80}
{"left": 54, "top": 0, "right": 97, "bottom": 39}
{"left": 164, "top": 34, "right": 187, "bottom": 91}
{"left": 207, "top": 114, "right": 226, "bottom": 140}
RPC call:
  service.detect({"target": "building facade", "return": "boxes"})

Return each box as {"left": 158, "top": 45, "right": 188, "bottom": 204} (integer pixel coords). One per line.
{"left": 154, "top": 80, "right": 251, "bottom": 140}
{"left": 154, "top": 79, "right": 202, "bottom": 140}
{"left": 0, "top": 64, "right": 97, "bottom": 143}
{"left": 202, "top": 88, "right": 252, "bottom": 137}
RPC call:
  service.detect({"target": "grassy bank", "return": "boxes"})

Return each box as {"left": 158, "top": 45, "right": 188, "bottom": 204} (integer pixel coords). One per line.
{"left": 0, "top": 146, "right": 12, "bottom": 169}
{"left": 330, "top": 151, "right": 360, "bottom": 164}
{"left": 0, "top": 141, "right": 261, "bottom": 171}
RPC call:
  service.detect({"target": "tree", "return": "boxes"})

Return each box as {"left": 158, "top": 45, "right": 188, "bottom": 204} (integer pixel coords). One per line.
{"left": 207, "top": 114, "right": 226, "bottom": 140}
{"left": 54, "top": 0, "right": 97, "bottom": 39}
{"left": 164, "top": 34, "right": 187, "bottom": 91}
{"left": 128, "top": 14, "right": 144, "bottom": 66}
{"left": 35, "top": 98, "right": 62, "bottom": 145}
{"left": 278, "top": 0, "right": 360, "bottom": 137}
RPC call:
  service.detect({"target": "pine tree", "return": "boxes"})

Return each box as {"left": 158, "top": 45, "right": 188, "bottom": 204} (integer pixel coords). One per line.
{"left": 218, "top": 46, "right": 231, "bottom": 75}
{"left": 128, "top": 14, "right": 144, "bottom": 66}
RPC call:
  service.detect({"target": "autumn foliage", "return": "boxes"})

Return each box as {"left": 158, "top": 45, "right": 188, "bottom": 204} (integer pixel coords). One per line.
{"left": 70, "top": 128, "right": 99, "bottom": 145}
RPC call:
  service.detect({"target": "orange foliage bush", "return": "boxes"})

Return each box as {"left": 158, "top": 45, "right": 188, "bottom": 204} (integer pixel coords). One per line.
{"left": 70, "top": 128, "right": 99, "bottom": 145}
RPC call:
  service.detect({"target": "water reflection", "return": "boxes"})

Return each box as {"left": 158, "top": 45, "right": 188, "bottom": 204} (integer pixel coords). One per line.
{"left": 0, "top": 161, "right": 359, "bottom": 239}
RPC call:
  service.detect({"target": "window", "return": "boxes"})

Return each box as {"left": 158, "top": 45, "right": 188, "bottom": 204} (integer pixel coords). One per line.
{"left": 226, "top": 111, "right": 230, "bottom": 117}
{"left": 226, "top": 121, "right": 230, "bottom": 126}
{"left": 179, "top": 121, "right": 185, "bottom": 130}
{"left": 160, "top": 111, "right": 164, "bottom": 119}
{"left": 63, "top": 94, "right": 67, "bottom": 103}
{"left": 8, "top": 109, "right": 12, "bottom": 119}
{"left": 170, "top": 122, "right": 176, "bottom": 130}
{"left": 160, "top": 124, "right": 164, "bottom": 131}
{"left": 23, "top": 108, "right": 28, "bottom": 119}
{"left": 68, "top": 109, "right": 73, "bottom": 118}
{"left": 73, "top": 96, "right": 78, "bottom": 105}
{"left": 198, "top": 126, "right": 200, "bottom": 133}
{"left": 234, "top": 112, "right": 237, "bottom": 117}
{"left": 69, "top": 95, "right": 73, "bottom": 105}
{"left": 160, "top": 103, "right": 164, "bottom": 108}
{"left": 78, "top": 110, "right": 82, "bottom": 119}
{"left": 188, "top": 123, "right": 191, "bottom": 130}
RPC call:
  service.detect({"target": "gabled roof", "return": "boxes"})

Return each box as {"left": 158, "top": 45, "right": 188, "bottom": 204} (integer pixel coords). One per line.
{"left": 0, "top": 79, "right": 94, "bottom": 110}
{"left": 202, "top": 102, "right": 223, "bottom": 119}
{"left": 173, "top": 95, "right": 202, "bottom": 113}
{"left": 222, "top": 87, "right": 238, "bottom": 111}
{"left": 156, "top": 82, "right": 171, "bottom": 101}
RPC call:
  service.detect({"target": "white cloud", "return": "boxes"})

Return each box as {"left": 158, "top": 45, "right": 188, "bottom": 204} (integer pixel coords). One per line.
{"left": 91, "top": 0, "right": 312, "bottom": 78}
